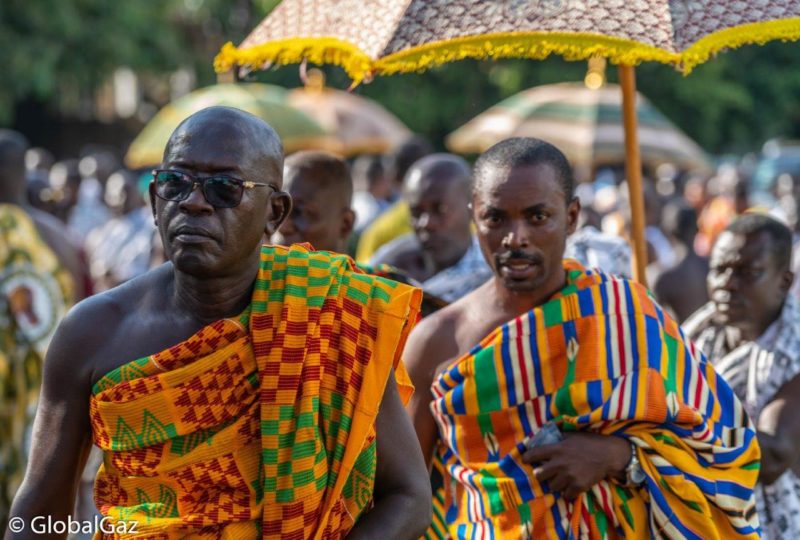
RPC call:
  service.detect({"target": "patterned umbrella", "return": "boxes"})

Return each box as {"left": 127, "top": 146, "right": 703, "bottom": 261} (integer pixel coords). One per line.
{"left": 446, "top": 82, "right": 711, "bottom": 175}
{"left": 288, "top": 69, "right": 411, "bottom": 156}
{"left": 214, "top": 0, "right": 800, "bottom": 284}
{"left": 216, "top": 1, "right": 800, "bottom": 83}
{"left": 125, "top": 83, "right": 334, "bottom": 170}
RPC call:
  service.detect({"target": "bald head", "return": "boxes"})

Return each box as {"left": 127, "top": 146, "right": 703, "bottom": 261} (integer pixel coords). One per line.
{"left": 164, "top": 106, "right": 284, "bottom": 185}
{"left": 403, "top": 153, "right": 472, "bottom": 199}
{"left": 0, "top": 129, "right": 29, "bottom": 204}
{"left": 403, "top": 154, "right": 474, "bottom": 269}
{"left": 284, "top": 151, "right": 352, "bottom": 208}
{"left": 274, "top": 151, "right": 355, "bottom": 253}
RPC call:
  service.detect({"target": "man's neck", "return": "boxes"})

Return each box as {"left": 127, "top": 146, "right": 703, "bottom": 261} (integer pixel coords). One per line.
{"left": 731, "top": 301, "right": 785, "bottom": 345}
{"left": 171, "top": 251, "right": 260, "bottom": 326}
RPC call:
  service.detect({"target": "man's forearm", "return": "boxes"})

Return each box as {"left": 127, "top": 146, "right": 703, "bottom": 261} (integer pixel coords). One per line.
{"left": 345, "top": 492, "right": 431, "bottom": 540}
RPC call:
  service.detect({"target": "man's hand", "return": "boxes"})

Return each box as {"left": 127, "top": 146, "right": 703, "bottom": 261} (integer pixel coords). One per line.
{"left": 521, "top": 432, "right": 631, "bottom": 500}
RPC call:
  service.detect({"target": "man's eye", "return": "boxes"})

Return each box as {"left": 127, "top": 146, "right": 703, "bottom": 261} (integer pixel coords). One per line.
{"left": 532, "top": 212, "right": 548, "bottom": 222}
{"left": 742, "top": 268, "right": 762, "bottom": 279}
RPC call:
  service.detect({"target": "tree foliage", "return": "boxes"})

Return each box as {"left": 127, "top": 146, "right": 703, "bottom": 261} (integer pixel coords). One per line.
{"left": 1, "top": 0, "right": 798, "bottom": 155}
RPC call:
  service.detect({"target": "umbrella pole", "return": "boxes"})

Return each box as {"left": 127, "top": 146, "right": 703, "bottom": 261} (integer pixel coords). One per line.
{"left": 618, "top": 65, "right": 648, "bottom": 286}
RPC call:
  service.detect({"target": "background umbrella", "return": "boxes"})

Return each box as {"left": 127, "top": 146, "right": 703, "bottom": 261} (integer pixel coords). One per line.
{"left": 288, "top": 68, "right": 411, "bottom": 156}
{"left": 446, "top": 82, "right": 711, "bottom": 179}
{"left": 125, "top": 83, "right": 334, "bottom": 170}
{"left": 216, "top": 0, "right": 800, "bottom": 284}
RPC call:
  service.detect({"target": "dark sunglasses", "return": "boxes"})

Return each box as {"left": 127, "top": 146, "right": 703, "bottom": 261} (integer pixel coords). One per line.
{"left": 152, "top": 169, "right": 278, "bottom": 209}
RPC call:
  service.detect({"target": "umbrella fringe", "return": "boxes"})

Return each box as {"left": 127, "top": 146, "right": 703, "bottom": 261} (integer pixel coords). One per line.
{"left": 216, "top": 18, "right": 800, "bottom": 81}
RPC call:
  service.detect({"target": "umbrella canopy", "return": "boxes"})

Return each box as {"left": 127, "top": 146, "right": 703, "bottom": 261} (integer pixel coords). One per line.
{"left": 215, "top": 0, "right": 800, "bottom": 285}
{"left": 215, "top": 1, "right": 800, "bottom": 83}
{"left": 288, "top": 69, "right": 411, "bottom": 156}
{"left": 446, "top": 82, "right": 711, "bottom": 175}
{"left": 125, "top": 83, "right": 334, "bottom": 169}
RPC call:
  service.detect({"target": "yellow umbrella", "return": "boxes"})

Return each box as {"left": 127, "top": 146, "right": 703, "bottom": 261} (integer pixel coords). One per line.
{"left": 215, "top": 0, "right": 800, "bottom": 284}
{"left": 125, "top": 83, "right": 335, "bottom": 170}
{"left": 288, "top": 69, "right": 411, "bottom": 156}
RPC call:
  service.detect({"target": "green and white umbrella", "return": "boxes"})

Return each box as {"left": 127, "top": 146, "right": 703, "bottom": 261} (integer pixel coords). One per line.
{"left": 446, "top": 82, "right": 711, "bottom": 179}
{"left": 125, "top": 83, "right": 334, "bottom": 170}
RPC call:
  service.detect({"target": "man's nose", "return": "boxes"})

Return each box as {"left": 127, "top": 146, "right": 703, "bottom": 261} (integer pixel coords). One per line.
{"left": 502, "top": 220, "right": 530, "bottom": 249}
{"left": 714, "top": 267, "right": 738, "bottom": 291}
{"left": 178, "top": 183, "right": 213, "bottom": 215}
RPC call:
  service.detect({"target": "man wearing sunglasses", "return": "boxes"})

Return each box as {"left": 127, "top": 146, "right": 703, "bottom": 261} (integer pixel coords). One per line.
{"left": 8, "top": 106, "right": 431, "bottom": 540}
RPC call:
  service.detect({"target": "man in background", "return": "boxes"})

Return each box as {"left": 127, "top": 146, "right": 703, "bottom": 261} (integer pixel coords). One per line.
{"left": 272, "top": 150, "right": 355, "bottom": 254}
{"left": 0, "top": 130, "right": 77, "bottom": 525}
{"left": 370, "top": 154, "right": 491, "bottom": 303}
{"left": 685, "top": 214, "right": 800, "bottom": 539}
{"left": 654, "top": 201, "right": 709, "bottom": 322}
{"left": 356, "top": 136, "right": 433, "bottom": 262}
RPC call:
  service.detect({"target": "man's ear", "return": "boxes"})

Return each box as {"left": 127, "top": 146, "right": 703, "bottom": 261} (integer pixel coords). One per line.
{"left": 148, "top": 181, "right": 158, "bottom": 225}
{"left": 265, "top": 190, "right": 292, "bottom": 235}
{"left": 780, "top": 269, "right": 795, "bottom": 293}
{"left": 566, "top": 196, "right": 581, "bottom": 235}
{"left": 341, "top": 208, "right": 356, "bottom": 240}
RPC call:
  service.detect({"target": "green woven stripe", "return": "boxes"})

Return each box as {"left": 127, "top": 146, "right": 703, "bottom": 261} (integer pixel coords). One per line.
{"left": 543, "top": 300, "right": 563, "bottom": 327}
{"left": 346, "top": 287, "right": 369, "bottom": 304}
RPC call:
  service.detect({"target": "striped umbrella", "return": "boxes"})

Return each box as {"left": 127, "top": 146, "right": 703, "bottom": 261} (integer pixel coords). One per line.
{"left": 288, "top": 69, "right": 411, "bottom": 156}
{"left": 446, "top": 82, "right": 711, "bottom": 176}
{"left": 214, "top": 0, "right": 800, "bottom": 284}
{"left": 125, "top": 83, "right": 335, "bottom": 170}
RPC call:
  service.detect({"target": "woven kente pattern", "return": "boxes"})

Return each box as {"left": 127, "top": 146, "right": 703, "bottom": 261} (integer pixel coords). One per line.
{"left": 430, "top": 261, "right": 760, "bottom": 539}
{"left": 90, "top": 244, "right": 421, "bottom": 539}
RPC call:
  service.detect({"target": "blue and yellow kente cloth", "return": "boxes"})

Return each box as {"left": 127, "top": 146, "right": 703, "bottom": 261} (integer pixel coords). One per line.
{"left": 430, "top": 260, "right": 760, "bottom": 539}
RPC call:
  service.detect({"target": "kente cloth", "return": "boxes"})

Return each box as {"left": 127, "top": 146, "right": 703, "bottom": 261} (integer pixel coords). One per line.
{"left": 430, "top": 260, "right": 760, "bottom": 539}
{"left": 89, "top": 244, "right": 421, "bottom": 539}
{"left": 685, "top": 295, "right": 800, "bottom": 540}
{"left": 0, "top": 204, "right": 73, "bottom": 523}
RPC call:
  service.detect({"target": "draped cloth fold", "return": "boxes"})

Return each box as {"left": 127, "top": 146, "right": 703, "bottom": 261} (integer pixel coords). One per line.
{"left": 430, "top": 261, "right": 760, "bottom": 539}
{"left": 89, "top": 244, "right": 421, "bottom": 539}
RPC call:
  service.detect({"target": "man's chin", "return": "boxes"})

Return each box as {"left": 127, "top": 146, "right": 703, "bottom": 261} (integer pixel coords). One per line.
{"left": 499, "top": 275, "right": 545, "bottom": 293}
{"left": 171, "top": 251, "right": 223, "bottom": 278}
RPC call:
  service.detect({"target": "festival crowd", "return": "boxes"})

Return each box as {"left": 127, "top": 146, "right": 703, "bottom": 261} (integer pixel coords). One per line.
{"left": 0, "top": 104, "right": 799, "bottom": 539}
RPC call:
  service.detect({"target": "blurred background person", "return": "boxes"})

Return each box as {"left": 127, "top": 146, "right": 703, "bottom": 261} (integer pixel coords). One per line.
{"left": 0, "top": 130, "right": 77, "bottom": 521}
{"left": 48, "top": 158, "right": 82, "bottom": 225}
{"left": 356, "top": 136, "right": 433, "bottom": 262}
{"left": 272, "top": 150, "right": 355, "bottom": 254}
{"left": 654, "top": 201, "right": 709, "bottom": 322}
{"left": 68, "top": 151, "right": 117, "bottom": 243}
{"left": 84, "top": 168, "right": 153, "bottom": 292}
{"left": 370, "top": 154, "right": 491, "bottom": 303}
{"left": 684, "top": 214, "right": 799, "bottom": 540}
{"left": 351, "top": 153, "right": 393, "bottom": 234}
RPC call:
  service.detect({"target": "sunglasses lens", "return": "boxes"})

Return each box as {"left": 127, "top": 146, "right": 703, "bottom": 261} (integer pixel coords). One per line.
{"left": 204, "top": 176, "right": 243, "bottom": 208}
{"left": 155, "top": 171, "right": 191, "bottom": 201}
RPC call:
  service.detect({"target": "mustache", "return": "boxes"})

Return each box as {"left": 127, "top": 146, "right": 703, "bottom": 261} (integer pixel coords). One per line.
{"left": 495, "top": 250, "right": 543, "bottom": 265}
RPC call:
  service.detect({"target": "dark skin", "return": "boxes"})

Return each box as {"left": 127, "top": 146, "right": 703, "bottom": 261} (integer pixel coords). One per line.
{"left": 405, "top": 167, "right": 472, "bottom": 276}
{"left": 654, "top": 247, "right": 709, "bottom": 323}
{"left": 707, "top": 231, "right": 797, "bottom": 485}
{"left": 7, "top": 108, "right": 430, "bottom": 540}
{"left": 404, "top": 163, "right": 630, "bottom": 503}
{"left": 271, "top": 166, "right": 355, "bottom": 253}
{"left": 378, "top": 161, "right": 472, "bottom": 282}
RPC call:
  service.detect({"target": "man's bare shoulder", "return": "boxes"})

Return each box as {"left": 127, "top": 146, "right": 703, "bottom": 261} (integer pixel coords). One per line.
{"left": 405, "top": 282, "right": 490, "bottom": 376}
{"left": 47, "top": 266, "right": 171, "bottom": 377}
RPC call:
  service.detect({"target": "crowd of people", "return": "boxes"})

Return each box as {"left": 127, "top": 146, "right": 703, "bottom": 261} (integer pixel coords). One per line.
{"left": 0, "top": 104, "right": 799, "bottom": 539}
